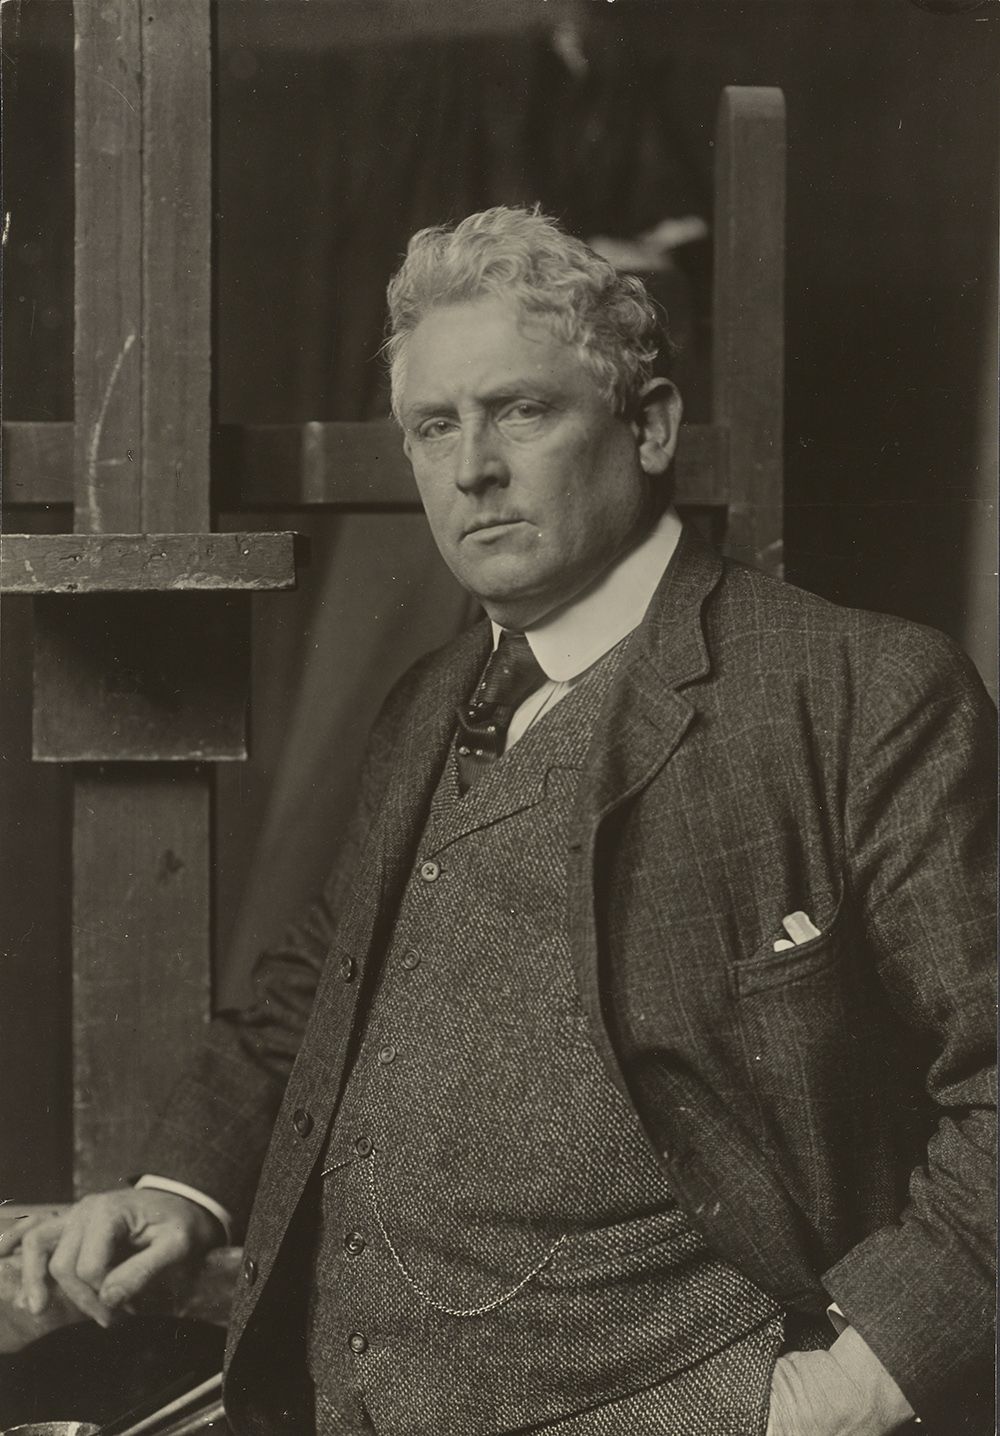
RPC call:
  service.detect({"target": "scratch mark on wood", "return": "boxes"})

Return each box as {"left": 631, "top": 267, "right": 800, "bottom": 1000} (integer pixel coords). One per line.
{"left": 100, "top": 75, "right": 137, "bottom": 115}
{"left": 86, "top": 331, "right": 136, "bottom": 532}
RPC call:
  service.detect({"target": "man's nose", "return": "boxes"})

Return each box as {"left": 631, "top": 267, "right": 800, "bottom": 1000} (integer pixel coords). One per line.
{"left": 454, "top": 422, "right": 508, "bottom": 492}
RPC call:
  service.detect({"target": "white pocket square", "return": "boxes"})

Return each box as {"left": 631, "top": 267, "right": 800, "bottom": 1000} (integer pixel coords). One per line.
{"left": 773, "top": 909, "right": 821, "bottom": 951}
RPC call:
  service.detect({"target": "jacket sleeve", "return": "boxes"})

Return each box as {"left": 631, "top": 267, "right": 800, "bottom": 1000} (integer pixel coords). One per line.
{"left": 138, "top": 661, "right": 424, "bottom": 1235}
{"left": 822, "top": 623, "right": 997, "bottom": 1425}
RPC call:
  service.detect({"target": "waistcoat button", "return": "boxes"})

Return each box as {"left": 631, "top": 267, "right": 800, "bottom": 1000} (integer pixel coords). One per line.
{"left": 339, "top": 954, "right": 356, "bottom": 982}
{"left": 348, "top": 1332, "right": 369, "bottom": 1355}
{"left": 242, "top": 1256, "right": 257, "bottom": 1285}
{"left": 344, "top": 1230, "right": 366, "bottom": 1255}
{"left": 292, "top": 1107, "right": 313, "bottom": 1138}
{"left": 378, "top": 1044, "right": 397, "bottom": 1065}
{"left": 419, "top": 859, "right": 441, "bottom": 883}
{"left": 401, "top": 949, "right": 421, "bottom": 970}
{"left": 354, "top": 1135, "right": 373, "bottom": 1157}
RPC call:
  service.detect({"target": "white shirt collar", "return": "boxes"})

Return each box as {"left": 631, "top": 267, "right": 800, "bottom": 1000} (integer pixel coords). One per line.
{"left": 490, "top": 507, "right": 683, "bottom": 681}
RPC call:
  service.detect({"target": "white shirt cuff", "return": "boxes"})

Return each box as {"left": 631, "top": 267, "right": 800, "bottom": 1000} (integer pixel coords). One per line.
{"left": 136, "top": 1175, "right": 233, "bottom": 1244}
{"left": 825, "top": 1303, "right": 920, "bottom": 1424}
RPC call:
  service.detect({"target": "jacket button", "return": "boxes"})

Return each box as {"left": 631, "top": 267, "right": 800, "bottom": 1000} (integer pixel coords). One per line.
{"left": 401, "top": 949, "right": 421, "bottom": 971}
{"left": 354, "top": 1135, "right": 373, "bottom": 1157}
{"left": 292, "top": 1107, "right": 313, "bottom": 1138}
{"left": 377, "top": 1044, "right": 397, "bottom": 1066}
{"left": 339, "top": 954, "right": 356, "bottom": 982}
{"left": 242, "top": 1256, "right": 257, "bottom": 1285}
{"left": 348, "top": 1332, "right": 369, "bottom": 1355}
{"left": 344, "top": 1230, "right": 366, "bottom": 1255}
{"left": 419, "top": 859, "right": 441, "bottom": 883}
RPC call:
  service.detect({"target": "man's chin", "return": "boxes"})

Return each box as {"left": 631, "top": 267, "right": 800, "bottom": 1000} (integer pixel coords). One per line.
{"left": 469, "top": 585, "right": 557, "bottom": 631}
{"left": 470, "top": 579, "right": 579, "bottom": 632}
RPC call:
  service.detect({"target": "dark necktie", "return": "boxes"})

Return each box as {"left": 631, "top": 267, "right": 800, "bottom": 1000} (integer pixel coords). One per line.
{"left": 454, "top": 630, "right": 548, "bottom": 794}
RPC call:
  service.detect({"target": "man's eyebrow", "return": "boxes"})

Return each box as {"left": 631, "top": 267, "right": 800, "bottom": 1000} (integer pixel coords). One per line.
{"left": 401, "top": 399, "right": 456, "bottom": 425}
{"left": 402, "top": 379, "right": 557, "bottom": 425}
{"left": 482, "top": 379, "right": 554, "bottom": 403}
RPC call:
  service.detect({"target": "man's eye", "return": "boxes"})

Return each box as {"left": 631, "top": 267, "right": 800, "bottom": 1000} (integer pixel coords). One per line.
{"left": 501, "top": 402, "right": 545, "bottom": 423}
{"left": 417, "top": 419, "right": 456, "bottom": 440}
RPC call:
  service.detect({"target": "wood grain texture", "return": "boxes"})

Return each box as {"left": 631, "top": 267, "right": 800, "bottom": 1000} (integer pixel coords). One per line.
{"left": 713, "top": 86, "right": 786, "bottom": 577}
{"left": 1, "top": 532, "right": 299, "bottom": 593}
{"left": 2, "top": 422, "right": 74, "bottom": 506}
{"left": 141, "top": 0, "right": 212, "bottom": 532}
{"left": 56, "top": 1, "right": 224, "bottom": 1199}
{"left": 33, "top": 594, "right": 252, "bottom": 762}
{"left": 71, "top": 770, "right": 211, "bottom": 1194}
{"left": 73, "top": 0, "right": 143, "bottom": 534}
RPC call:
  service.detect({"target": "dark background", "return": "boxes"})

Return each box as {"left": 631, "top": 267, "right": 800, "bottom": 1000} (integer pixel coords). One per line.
{"left": 2, "top": 0, "right": 997, "bottom": 1199}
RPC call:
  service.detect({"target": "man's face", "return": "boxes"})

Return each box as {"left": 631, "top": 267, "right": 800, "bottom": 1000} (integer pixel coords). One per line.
{"left": 399, "top": 297, "right": 678, "bottom": 629}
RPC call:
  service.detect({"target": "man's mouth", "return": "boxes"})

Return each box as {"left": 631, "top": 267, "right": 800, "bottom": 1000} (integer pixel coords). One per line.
{"left": 463, "top": 516, "right": 525, "bottom": 537}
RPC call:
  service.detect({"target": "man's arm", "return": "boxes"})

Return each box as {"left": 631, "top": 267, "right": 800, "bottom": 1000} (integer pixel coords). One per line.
{"left": 821, "top": 622, "right": 997, "bottom": 1425}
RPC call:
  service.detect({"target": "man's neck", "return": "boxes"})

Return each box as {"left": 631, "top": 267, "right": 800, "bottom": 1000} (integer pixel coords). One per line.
{"left": 489, "top": 507, "right": 683, "bottom": 682}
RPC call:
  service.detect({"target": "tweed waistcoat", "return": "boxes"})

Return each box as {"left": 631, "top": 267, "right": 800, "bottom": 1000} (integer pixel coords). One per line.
{"left": 306, "top": 644, "right": 782, "bottom": 1435}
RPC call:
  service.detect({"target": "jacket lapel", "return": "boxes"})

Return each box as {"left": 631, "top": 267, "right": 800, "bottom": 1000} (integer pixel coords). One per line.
{"left": 575, "top": 523, "right": 723, "bottom": 829}
{"left": 566, "top": 525, "right": 724, "bottom": 1105}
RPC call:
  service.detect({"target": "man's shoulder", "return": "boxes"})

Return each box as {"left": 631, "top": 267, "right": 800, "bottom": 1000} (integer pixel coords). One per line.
{"left": 705, "top": 557, "right": 981, "bottom": 700}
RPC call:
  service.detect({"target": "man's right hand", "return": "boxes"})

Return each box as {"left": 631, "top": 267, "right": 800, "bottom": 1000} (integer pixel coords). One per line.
{"left": 0, "top": 1188, "right": 224, "bottom": 1327}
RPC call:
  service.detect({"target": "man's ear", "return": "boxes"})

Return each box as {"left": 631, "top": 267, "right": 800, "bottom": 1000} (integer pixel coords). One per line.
{"left": 630, "top": 378, "right": 683, "bottom": 476}
{"left": 402, "top": 430, "right": 414, "bottom": 463}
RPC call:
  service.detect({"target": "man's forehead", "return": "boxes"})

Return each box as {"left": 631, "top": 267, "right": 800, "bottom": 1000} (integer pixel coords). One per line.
{"left": 401, "top": 296, "right": 588, "bottom": 403}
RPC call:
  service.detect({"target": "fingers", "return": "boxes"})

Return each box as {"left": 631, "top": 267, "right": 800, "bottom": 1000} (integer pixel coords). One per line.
{"left": 76, "top": 1204, "right": 135, "bottom": 1307}
{"left": 18, "top": 1198, "right": 125, "bottom": 1326}
{"left": 16, "top": 1215, "right": 69, "bottom": 1318}
{"left": 0, "top": 1211, "right": 46, "bottom": 1258}
{"left": 46, "top": 1210, "right": 116, "bottom": 1327}
{"left": 7, "top": 1190, "right": 217, "bottom": 1329}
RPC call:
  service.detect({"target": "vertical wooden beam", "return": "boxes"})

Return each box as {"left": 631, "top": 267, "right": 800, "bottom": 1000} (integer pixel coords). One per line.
{"left": 72, "top": 772, "right": 210, "bottom": 1192}
{"left": 70, "top": 0, "right": 215, "bottom": 1193}
{"left": 73, "top": 0, "right": 143, "bottom": 535}
{"left": 713, "top": 87, "right": 786, "bottom": 578}
{"left": 142, "top": 0, "right": 212, "bottom": 533}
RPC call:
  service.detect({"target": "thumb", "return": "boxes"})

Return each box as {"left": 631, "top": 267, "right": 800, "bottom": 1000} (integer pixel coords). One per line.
{"left": 99, "top": 1241, "right": 179, "bottom": 1308}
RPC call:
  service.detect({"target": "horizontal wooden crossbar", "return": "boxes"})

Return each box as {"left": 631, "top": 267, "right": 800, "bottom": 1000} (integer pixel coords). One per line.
{"left": 2, "top": 420, "right": 729, "bottom": 511}
{"left": 0, "top": 531, "right": 301, "bottom": 593}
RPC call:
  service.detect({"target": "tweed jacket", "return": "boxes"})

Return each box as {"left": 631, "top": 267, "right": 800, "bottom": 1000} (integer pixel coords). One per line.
{"left": 143, "top": 526, "right": 997, "bottom": 1432}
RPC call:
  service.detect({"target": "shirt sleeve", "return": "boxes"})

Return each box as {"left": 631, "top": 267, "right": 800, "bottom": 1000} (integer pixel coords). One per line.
{"left": 136, "top": 1174, "right": 233, "bottom": 1244}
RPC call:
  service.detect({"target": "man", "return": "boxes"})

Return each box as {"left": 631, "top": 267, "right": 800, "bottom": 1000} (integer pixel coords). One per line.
{"left": 3, "top": 208, "right": 994, "bottom": 1435}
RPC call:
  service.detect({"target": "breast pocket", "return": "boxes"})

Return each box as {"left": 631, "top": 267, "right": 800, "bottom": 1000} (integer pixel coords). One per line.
{"left": 733, "top": 895, "right": 844, "bottom": 997}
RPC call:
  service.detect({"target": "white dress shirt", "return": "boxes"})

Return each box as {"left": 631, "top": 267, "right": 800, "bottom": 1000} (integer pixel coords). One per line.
{"left": 500, "top": 506, "right": 683, "bottom": 746}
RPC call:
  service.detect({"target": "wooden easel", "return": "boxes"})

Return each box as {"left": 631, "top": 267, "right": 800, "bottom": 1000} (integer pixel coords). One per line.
{"left": 0, "top": 0, "right": 784, "bottom": 1210}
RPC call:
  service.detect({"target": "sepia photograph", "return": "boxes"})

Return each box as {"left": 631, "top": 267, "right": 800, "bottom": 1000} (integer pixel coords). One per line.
{"left": 0, "top": 2, "right": 996, "bottom": 1433}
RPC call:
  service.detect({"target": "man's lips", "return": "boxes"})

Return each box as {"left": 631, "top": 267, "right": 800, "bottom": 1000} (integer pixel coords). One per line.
{"left": 462, "top": 516, "right": 527, "bottom": 537}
